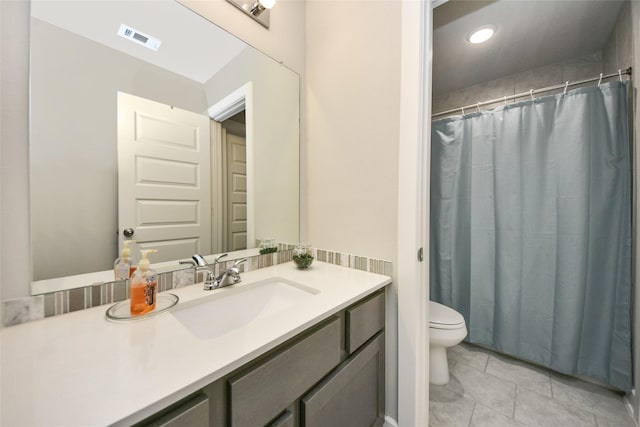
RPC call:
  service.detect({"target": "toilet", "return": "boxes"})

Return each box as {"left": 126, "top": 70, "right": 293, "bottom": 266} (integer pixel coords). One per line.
{"left": 429, "top": 301, "right": 467, "bottom": 385}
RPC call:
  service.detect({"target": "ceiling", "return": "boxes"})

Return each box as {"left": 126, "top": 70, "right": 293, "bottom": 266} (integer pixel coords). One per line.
{"left": 433, "top": 0, "right": 625, "bottom": 96}
{"left": 31, "top": 0, "right": 248, "bottom": 84}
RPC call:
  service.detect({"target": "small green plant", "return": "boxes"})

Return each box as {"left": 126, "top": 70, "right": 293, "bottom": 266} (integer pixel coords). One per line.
{"left": 259, "top": 247, "right": 278, "bottom": 254}
{"left": 293, "top": 253, "right": 314, "bottom": 269}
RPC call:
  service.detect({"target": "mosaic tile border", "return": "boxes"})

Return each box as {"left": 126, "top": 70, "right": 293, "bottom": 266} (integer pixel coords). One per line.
{"left": 1, "top": 245, "right": 392, "bottom": 327}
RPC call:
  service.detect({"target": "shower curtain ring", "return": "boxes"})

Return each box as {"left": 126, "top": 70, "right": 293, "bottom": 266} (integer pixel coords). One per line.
{"left": 530, "top": 89, "right": 534, "bottom": 102}
{"left": 598, "top": 73, "right": 603, "bottom": 86}
{"left": 461, "top": 106, "right": 465, "bottom": 116}
{"left": 504, "top": 96, "right": 507, "bottom": 106}
{"left": 476, "top": 103, "right": 481, "bottom": 113}
{"left": 619, "top": 69, "right": 623, "bottom": 82}
{"left": 564, "top": 81, "right": 569, "bottom": 95}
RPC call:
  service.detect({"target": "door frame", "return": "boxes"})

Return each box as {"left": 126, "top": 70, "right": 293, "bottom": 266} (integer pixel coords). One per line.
{"left": 397, "top": 0, "right": 432, "bottom": 426}
{"left": 208, "top": 82, "right": 255, "bottom": 252}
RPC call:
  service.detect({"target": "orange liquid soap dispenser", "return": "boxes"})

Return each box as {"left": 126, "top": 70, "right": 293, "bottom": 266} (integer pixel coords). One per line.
{"left": 114, "top": 240, "right": 138, "bottom": 280}
{"left": 130, "top": 249, "right": 158, "bottom": 316}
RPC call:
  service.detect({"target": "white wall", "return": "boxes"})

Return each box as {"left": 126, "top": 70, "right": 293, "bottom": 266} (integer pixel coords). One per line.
{"left": 305, "top": 1, "right": 400, "bottom": 264}
{"left": 305, "top": 0, "right": 403, "bottom": 421}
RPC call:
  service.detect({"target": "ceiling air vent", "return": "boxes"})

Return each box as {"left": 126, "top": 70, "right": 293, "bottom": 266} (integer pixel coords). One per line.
{"left": 117, "top": 24, "right": 161, "bottom": 51}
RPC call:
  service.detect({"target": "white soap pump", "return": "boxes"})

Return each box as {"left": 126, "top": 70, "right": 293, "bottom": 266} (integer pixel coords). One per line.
{"left": 114, "top": 240, "right": 137, "bottom": 280}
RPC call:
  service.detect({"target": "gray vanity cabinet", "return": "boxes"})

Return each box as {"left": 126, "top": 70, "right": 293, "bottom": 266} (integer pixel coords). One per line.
{"left": 301, "top": 333, "right": 385, "bottom": 427}
{"left": 139, "top": 289, "right": 386, "bottom": 427}
{"left": 300, "top": 290, "right": 386, "bottom": 427}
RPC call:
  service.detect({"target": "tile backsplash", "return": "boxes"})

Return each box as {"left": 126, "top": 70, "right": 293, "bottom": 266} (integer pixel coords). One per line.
{"left": 1, "top": 246, "right": 392, "bottom": 327}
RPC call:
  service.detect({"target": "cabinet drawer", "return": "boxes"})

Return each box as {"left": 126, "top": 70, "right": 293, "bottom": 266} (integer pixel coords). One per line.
{"left": 302, "top": 332, "right": 385, "bottom": 427}
{"left": 229, "top": 317, "right": 342, "bottom": 427}
{"left": 346, "top": 291, "right": 385, "bottom": 353}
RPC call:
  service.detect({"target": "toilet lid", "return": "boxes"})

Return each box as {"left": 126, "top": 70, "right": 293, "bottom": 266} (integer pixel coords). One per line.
{"left": 429, "top": 301, "right": 465, "bottom": 330}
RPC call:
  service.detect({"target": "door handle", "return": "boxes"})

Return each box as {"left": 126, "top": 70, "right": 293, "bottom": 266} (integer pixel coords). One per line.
{"left": 123, "top": 228, "right": 135, "bottom": 237}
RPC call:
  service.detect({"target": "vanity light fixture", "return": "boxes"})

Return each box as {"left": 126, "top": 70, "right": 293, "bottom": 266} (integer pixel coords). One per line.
{"left": 250, "top": 0, "right": 276, "bottom": 16}
{"left": 226, "top": 0, "right": 275, "bottom": 29}
{"left": 467, "top": 25, "right": 496, "bottom": 44}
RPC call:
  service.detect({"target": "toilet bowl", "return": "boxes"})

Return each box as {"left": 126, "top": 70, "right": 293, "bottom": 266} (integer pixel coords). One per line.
{"left": 429, "top": 301, "right": 467, "bottom": 385}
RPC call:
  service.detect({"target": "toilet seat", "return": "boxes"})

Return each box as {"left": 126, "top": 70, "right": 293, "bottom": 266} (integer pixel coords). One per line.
{"left": 429, "top": 301, "right": 465, "bottom": 330}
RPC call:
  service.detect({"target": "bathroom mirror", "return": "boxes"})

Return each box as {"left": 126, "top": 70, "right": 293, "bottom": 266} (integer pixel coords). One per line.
{"left": 29, "top": 0, "right": 300, "bottom": 289}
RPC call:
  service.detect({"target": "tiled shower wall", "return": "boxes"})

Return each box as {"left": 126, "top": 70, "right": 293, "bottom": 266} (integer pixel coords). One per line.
{"left": 1, "top": 245, "right": 392, "bottom": 327}
{"left": 432, "top": 51, "right": 605, "bottom": 118}
{"left": 603, "top": 1, "right": 633, "bottom": 75}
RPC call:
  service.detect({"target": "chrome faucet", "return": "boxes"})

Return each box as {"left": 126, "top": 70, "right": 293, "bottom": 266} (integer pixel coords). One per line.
{"left": 212, "top": 258, "right": 248, "bottom": 289}
{"left": 181, "top": 253, "right": 230, "bottom": 290}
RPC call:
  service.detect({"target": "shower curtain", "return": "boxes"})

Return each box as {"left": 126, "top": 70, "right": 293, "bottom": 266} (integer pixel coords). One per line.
{"left": 430, "top": 81, "right": 632, "bottom": 391}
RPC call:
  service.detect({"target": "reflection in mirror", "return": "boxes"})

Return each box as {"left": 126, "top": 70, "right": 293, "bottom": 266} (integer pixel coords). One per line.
{"left": 29, "top": 0, "right": 299, "bottom": 289}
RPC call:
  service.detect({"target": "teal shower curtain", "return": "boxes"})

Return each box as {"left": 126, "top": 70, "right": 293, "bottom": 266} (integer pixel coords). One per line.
{"left": 430, "top": 81, "right": 632, "bottom": 391}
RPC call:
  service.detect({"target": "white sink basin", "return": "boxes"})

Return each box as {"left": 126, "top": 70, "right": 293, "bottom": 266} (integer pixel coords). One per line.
{"left": 171, "top": 277, "right": 319, "bottom": 339}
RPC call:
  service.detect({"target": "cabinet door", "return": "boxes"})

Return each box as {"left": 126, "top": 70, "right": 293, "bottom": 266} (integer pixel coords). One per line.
{"left": 229, "top": 317, "right": 342, "bottom": 427}
{"left": 346, "top": 291, "right": 385, "bottom": 353}
{"left": 302, "top": 333, "right": 385, "bottom": 427}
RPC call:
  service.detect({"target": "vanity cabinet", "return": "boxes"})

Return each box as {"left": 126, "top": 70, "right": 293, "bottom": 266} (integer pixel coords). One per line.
{"left": 228, "top": 318, "right": 342, "bottom": 426}
{"left": 139, "top": 289, "right": 386, "bottom": 427}
{"left": 302, "top": 333, "right": 385, "bottom": 427}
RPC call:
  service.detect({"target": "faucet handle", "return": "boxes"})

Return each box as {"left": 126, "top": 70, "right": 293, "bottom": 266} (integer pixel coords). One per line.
{"left": 214, "top": 253, "right": 228, "bottom": 264}
{"left": 232, "top": 258, "right": 248, "bottom": 273}
{"left": 233, "top": 258, "right": 247, "bottom": 267}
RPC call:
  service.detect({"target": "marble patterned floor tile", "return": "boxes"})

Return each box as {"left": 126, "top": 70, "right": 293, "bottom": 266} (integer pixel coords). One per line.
{"left": 514, "top": 388, "right": 596, "bottom": 427}
{"left": 429, "top": 385, "right": 475, "bottom": 427}
{"left": 485, "top": 353, "right": 552, "bottom": 397}
{"left": 447, "top": 343, "right": 490, "bottom": 372}
{"left": 550, "top": 374, "right": 632, "bottom": 427}
{"left": 447, "top": 361, "right": 516, "bottom": 418}
{"left": 594, "top": 412, "right": 636, "bottom": 427}
{"left": 471, "top": 403, "right": 527, "bottom": 427}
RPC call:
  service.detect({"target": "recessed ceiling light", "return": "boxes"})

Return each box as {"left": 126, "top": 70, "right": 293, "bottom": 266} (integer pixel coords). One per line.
{"left": 468, "top": 25, "right": 496, "bottom": 44}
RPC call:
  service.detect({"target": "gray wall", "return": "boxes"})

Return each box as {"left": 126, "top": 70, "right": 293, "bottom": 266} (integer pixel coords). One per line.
{"left": 204, "top": 47, "right": 300, "bottom": 246}
{"left": 30, "top": 18, "right": 207, "bottom": 280}
{"left": 1, "top": 0, "right": 31, "bottom": 301}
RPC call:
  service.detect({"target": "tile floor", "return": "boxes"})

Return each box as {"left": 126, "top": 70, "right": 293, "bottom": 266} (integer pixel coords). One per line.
{"left": 429, "top": 343, "right": 636, "bottom": 427}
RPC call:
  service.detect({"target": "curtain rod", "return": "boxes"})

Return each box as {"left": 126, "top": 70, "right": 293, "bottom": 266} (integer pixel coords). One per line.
{"left": 432, "top": 67, "right": 632, "bottom": 118}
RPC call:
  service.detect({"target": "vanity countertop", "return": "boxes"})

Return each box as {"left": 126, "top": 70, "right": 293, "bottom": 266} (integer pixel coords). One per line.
{"left": 0, "top": 261, "right": 391, "bottom": 426}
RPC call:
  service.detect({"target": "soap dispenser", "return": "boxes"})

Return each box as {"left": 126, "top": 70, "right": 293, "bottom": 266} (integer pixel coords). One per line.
{"left": 114, "top": 240, "right": 138, "bottom": 280}
{"left": 130, "top": 249, "right": 158, "bottom": 316}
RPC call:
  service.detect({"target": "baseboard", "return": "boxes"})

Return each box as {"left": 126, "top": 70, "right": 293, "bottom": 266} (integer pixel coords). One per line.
{"left": 383, "top": 415, "right": 399, "bottom": 427}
